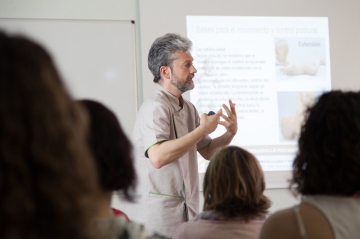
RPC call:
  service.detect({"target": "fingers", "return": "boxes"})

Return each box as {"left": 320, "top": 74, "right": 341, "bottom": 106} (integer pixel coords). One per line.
{"left": 218, "top": 121, "right": 226, "bottom": 126}
{"left": 229, "top": 99, "right": 237, "bottom": 116}
{"left": 201, "top": 113, "right": 208, "bottom": 119}
{"left": 222, "top": 103, "right": 231, "bottom": 117}
{"left": 214, "top": 109, "right": 222, "bottom": 121}
{"left": 221, "top": 99, "right": 236, "bottom": 119}
{"left": 214, "top": 99, "right": 238, "bottom": 136}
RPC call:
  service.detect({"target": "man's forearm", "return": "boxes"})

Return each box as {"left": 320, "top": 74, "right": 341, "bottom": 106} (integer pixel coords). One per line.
{"left": 199, "top": 131, "right": 235, "bottom": 160}
{"left": 147, "top": 126, "right": 207, "bottom": 169}
{"left": 148, "top": 109, "right": 222, "bottom": 168}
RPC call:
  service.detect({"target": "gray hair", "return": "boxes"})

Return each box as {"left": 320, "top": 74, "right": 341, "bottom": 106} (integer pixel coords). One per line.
{"left": 148, "top": 33, "right": 192, "bottom": 83}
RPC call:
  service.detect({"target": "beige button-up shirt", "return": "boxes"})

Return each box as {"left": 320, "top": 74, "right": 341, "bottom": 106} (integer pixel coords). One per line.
{"left": 124, "top": 85, "right": 212, "bottom": 237}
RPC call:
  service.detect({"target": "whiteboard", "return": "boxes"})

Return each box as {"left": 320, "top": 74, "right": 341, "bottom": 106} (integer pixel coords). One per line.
{"left": 0, "top": 18, "right": 137, "bottom": 136}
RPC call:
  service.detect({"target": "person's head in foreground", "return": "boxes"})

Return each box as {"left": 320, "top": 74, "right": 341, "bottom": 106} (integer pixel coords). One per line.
{"left": 259, "top": 90, "right": 360, "bottom": 239}
{"left": 291, "top": 90, "right": 360, "bottom": 196}
{"left": 173, "top": 146, "right": 271, "bottom": 239}
{"left": 79, "top": 100, "right": 136, "bottom": 211}
{"left": 148, "top": 33, "right": 196, "bottom": 96}
{"left": 0, "top": 32, "right": 99, "bottom": 239}
{"left": 79, "top": 100, "right": 168, "bottom": 239}
{"left": 204, "top": 146, "right": 270, "bottom": 219}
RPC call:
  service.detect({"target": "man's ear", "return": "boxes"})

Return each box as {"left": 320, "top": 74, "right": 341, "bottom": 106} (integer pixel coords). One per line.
{"left": 160, "top": 66, "right": 170, "bottom": 80}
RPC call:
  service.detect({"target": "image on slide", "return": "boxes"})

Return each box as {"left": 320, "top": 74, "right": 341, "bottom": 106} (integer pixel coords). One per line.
{"left": 277, "top": 91, "right": 320, "bottom": 141}
{"left": 274, "top": 38, "right": 327, "bottom": 81}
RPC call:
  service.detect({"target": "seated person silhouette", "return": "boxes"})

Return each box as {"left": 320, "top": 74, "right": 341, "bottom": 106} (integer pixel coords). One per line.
{"left": 275, "top": 39, "right": 324, "bottom": 76}
{"left": 0, "top": 31, "right": 99, "bottom": 239}
{"left": 173, "top": 146, "right": 271, "bottom": 239}
{"left": 260, "top": 91, "right": 360, "bottom": 239}
{"left": 79, "top": 99, "right": 167, "bottom": 239}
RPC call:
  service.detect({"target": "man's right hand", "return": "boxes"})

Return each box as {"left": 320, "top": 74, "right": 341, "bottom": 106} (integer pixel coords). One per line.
{"left": 199, "top": 109, "right": 222, "bottom": 136}
{"left": 148, "top": 109, "right": 221, "bottom": 168}
{"left": 148, "top": 109, "right": 222, "bottom": 169}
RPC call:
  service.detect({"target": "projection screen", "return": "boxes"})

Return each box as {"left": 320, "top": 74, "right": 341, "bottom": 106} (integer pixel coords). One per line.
{"left": 187, "top": 16, "right": 331, "bottom": 174}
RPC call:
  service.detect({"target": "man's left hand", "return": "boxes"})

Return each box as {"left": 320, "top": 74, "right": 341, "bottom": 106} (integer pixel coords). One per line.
{"left": 219, "top": 99, "right": 238, "bottom": 136}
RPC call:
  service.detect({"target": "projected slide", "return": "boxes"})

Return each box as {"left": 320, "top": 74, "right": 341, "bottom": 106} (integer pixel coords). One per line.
{"left": 187, "top": 16, "right": 331, "bottom": 172}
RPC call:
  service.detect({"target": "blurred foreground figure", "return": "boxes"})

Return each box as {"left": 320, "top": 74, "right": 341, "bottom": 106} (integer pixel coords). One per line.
{"left": 173, "top": 146, "right": 271, "bottom": 239}
{"left": 80, "top": 99, "right": 167, "bottom": 239}
{"left": 0, "top": 31, "right": 100, "bottom": 239}
{"left": 260, "top": 91, "right": 360, "bottom": 239}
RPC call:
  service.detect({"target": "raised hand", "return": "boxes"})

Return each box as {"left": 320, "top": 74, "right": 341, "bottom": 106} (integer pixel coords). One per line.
{"left": 219, "top": 99, "right": 237, "bottom": 136}
{"left": 199, "top": 109, "right": 222, "bottom": 136}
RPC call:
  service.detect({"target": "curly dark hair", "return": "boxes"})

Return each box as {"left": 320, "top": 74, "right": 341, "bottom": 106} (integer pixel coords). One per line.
{"left": 79, "top": 99, "right": 137, "bottom": 202}
{"left": 0, "top": 32, "right": 100, "bottom": 239}
{"left": 291, "top": 91, "right": 360, "bottom": 196}
{"left": 203, "top": 146, "right": 271, "bottom": 220}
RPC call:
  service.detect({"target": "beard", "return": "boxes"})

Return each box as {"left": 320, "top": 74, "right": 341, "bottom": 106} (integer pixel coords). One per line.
{"left": 170, "top": 74, "right": 195, "bottom": 93}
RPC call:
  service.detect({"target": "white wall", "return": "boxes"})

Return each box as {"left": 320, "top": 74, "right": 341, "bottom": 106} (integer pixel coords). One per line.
{"left": 0, "top": 0, "right": 144, "bottom": 108}
{"left": 0, "top": 0, "right": 136, "bottom": 20}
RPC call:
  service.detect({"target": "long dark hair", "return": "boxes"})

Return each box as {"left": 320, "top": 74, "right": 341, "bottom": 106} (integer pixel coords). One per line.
{"left": 80, "top": 99, "right": 137, "bottom": 201}
{"left": 0, "top": 31, "right": 99, "bottom": 239}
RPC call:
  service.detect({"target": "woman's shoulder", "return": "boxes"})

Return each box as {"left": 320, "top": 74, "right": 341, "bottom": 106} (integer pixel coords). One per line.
{"left": 259, "top": 203, "right": 333, "bottom": 239}
{"left": 259, "top": 207, "right": 301, "bottom": 239}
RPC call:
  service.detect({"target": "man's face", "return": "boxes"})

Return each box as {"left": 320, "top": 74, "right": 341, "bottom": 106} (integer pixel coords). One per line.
{"left": 169, "top": 51, "right": 197, "bottom": 93}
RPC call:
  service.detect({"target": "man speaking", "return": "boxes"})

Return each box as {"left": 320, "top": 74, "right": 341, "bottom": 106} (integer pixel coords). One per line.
{"left": 124, "top": 33, "right": 237, "bottom": 238}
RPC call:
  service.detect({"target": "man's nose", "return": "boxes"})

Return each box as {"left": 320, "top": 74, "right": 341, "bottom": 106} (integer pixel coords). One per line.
{"left": 191, "top": 65, "right": 197, "bottom": 74}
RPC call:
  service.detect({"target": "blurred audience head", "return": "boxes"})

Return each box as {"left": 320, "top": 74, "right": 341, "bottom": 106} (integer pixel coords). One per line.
{"left": 203, "top": 146, "right": 271, "bottom": 220}
{"left": 79, "top": 99, "right": 136, "bottom": 202}
{"left": 291, "top": 91, "right": 360, "bottom": 196}
{"left": 0, "top": 31, "right": 99, "bottom": 239}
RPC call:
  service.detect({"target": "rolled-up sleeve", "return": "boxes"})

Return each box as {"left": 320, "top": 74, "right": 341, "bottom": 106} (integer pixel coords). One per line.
{"left": 140, "top": 100, "right": 172, "bottom": 157}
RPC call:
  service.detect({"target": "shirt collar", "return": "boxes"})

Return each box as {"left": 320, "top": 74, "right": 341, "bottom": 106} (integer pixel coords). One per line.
{"left": 157, "top": 84, "right": 183, "bottom": 111}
